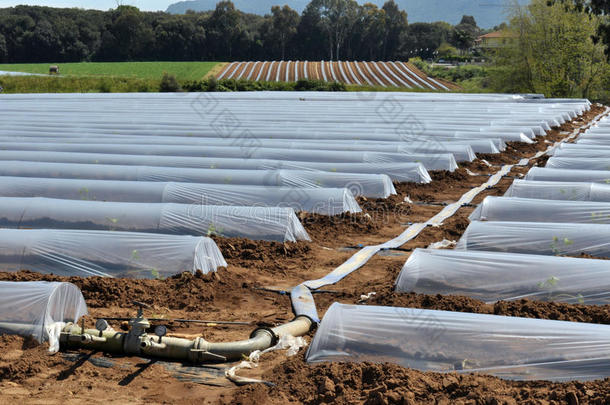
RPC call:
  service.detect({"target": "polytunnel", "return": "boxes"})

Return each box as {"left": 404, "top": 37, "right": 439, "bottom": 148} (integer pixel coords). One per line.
{"left": 396, "top": 249, "right": 610, "bottom": 305}
{"left": 576, "top": 138, "right": 610, "bottom": 146}
{"left": 0, "top": 197, "right": 310, "bottom": 242}
{"left": 0, "top": 281, "right": 87, "bottom": 351}
{"left": 0, "top": 151, "right": 440, "bottom": 179}
{"left": 546, "top": 157, "right": 610, "bottom": 171}
{"left": 0, "top": 147, "right": 459, "bottom": 171}
{"left": 0, "top": 177, "right": 361, "bottom": 215}
{"left": 525, "top": 167, "right": 610, "bottom": 184}
{"left": 0, "top": 136, "right": 500, "bottom": 155}
{"left": 0, "top": 121, "right": 533, "bottom": 144}
{"left": 551, "top": 143, "right": 610, "bottom": 158}
{"left": 306, "top": 303, "right": 610, "bottom": 382}
{"left": 504, "top": 180, "right": 610, "bottom": 202}
{"left": 470, "top": 196, "right": 610, "bottom": 224}
{"left": 0, "top": 229, "right": 226, "bottom": 278}
{"left": 456, "top": 221, "right": 610, "bottom": 258}
{"left": 0, "top": 161, "right": 398, "bottom": 198}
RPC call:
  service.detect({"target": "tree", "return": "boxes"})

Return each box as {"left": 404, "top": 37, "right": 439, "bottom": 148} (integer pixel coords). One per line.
{"left": 0, "top": 33, "right": 6, "bottom": 62}
{"left": 314, "top": 0, "right": 360, "bottom": 60}
{"left": 207, "top": 1, "right": 242, "bottom": 59}
{"left": 269, "top": 5, "right": 299, "bottom": 60}
{"left": 357, "top": 3, "right": 386, "bottom": 60}
{"left": 381, "top": 0, "right": 407, "bottom": 59}
{"left": 98, "top": 6, "right": 153, "bottom": 61}
{"left": 550, "top": 0, "right": 610, "bottom": 58}
{"left": 450, "top": 15, "right": 479, "bottom": 52}
{"left": 490, "top": 0, "right": 608, "bottom": 99}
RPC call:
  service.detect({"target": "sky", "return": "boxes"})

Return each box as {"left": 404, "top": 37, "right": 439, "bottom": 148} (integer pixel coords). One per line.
{"left": 0, "top": 1, "right": 174, "bottom": 11}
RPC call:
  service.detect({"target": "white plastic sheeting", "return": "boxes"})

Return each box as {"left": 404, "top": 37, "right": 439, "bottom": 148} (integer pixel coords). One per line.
{"left": 0, "top": 281, "right": 87, "bottom": 350}
{"left": 0, "top": 136, "right": 501, "bottom": 155}
{"left": 551, "top": 143, "right": 610, "bottom": 158}
{"left": 526, "top": 167, "right": 610, "bottom": 184}
{"left": 504, "top": 180, "right": 610, "bottom": 202}
{"left": 0, "top": 148, "right": 458, "bottom": 172}
{"left": 0, "top": 197, "right": 310, "bottom": 242}
{"left": 396, "top": 249, "right": 610, "bottom": 305}
{"left": 0, "top": 177, "right": 361, "bottom": 215}
{"left": 546, "top": 157, "right": 610, "bottom": 171}
{"left": 0, "top": 229, "right": 226, "bottom": 278}
{"left": 0, "top": 92, "right": 588, "bottom": 145}
{"left": 470, "top": 196, "right": 610, "bottom": 224}
{"left": 0, "top": 161, "right": 397, "bottom": 198}
{"left": 457, "top": 221, "right": 610, "bottom": 257}
{"left": 306, "top": 303, "right": 610, "bottom": 381}
{"left": 0, "top": 151, "right": 436, "bottom": 180}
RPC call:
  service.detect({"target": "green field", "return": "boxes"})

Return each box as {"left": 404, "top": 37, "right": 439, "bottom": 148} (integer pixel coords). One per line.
{"left": 0, "top": 62, "right": 221, "bottom": 80}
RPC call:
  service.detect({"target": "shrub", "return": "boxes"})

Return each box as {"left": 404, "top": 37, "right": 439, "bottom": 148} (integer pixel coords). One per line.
{"left": 159, "top": 72, "right": 181, "bottom": 92}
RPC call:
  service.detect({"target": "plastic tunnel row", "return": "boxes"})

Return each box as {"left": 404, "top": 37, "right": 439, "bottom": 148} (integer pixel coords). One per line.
{"left": 0, "top": 93, "right": 602, "bottom": 377}
{"left": 0, "top": 197, "right": 310, "bottom": 242}
{"left": 0, "top": 177, "right": 362, "bottom": 216}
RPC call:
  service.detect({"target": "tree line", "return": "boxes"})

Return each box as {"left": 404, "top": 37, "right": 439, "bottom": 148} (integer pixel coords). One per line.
{"left": 0, "top": 0, "right": 482, "bottom": 63}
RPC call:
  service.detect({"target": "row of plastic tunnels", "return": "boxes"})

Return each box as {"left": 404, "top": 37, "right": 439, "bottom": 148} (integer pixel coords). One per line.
{"left": 1, "top": 92, "right": 609, "bottom": 383}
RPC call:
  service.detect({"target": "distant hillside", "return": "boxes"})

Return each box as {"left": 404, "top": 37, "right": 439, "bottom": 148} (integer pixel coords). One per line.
{"left": 166, "top": 0, "right": 529, "bottom": 28}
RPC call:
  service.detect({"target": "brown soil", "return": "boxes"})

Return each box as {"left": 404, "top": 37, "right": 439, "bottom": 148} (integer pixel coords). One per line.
{"left": 0, "top": 107, "right": 607, "bottom": 404}
{"left": 231, "top": 355, "right": 610, "bottom": 405}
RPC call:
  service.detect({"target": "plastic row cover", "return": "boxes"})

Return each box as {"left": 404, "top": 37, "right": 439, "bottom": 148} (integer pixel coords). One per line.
{"left": 470, "top": 196, "right": 610, "bottom": 224}
{"left": 576, "top": 138, "right": 610, "bottom": 146}
{"left": 0, "top": 151, "right": 437, "bottom": 180}
{"left": 526, "top": 167, "right": 610, "bottom": 184}
{"left": 0, "top": 147, "right": 458, "bottom": 171}
{"left": 0, "top": 177, "right": 361, "bottom": 216}
{"left": 0, "top": 136, "right": 502, "bottom": 154}
{"left": 307, "top": 303, "right": 610, "bottom": 381}
{"left": 552, "top": 144, "right": 610, "bottom": 158}
{"left": 457, "top": 221, "right": 610, "bottom": 258}
{"left": 504, "top": 180, "right": 610, "bottom": 202}
{"left": 0, "top": 229, "right": 226, "bottom": 278}
{"left": 396, "top": 249, "right": 610, "bottom": 305}
{"left": 546, "top": 157, "right": 610, "bottom": 171}
{"left": 0, "top": 197, "right": 310, "bottom": 242}
{"left": 0, "top": 121, "right": 534, "bottom": 143}
{"left": 0, "top": 161, "right": 397, "bottom": 198}
{"left": 0, "top": 139, "right": 478, "bottom": 162}
{"left": 0, "top": 281, "right": 87, "bottom": 350}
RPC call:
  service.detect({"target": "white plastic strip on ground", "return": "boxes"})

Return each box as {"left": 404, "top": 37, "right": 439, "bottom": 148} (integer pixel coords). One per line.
{"left": 290, "top": 107, "right": 609, "bottom": 321}
{"left": 396, "top": 61, "right": 436, "bottom": 90}
{"left": 390, "top": 61, "right": 422, "bottom": 89}
{"left": 382, "top": 62, "right": 411, "bottom": 89}
{"left": 236, "top": 62, "right": 248, "bottom": 80}
{"left": 354, "top": 62, "right": 374, "bottom": 86}
{"left": 363, "top": 62, "right": 384, "bottom": 86}
{"left": 216, "top": 62, "right": 235, "bottom": 80}
{"left": 370, "top": 62, "right": 397, "bottom": 87}
{"left": 245, "top": 62, "right": 258, "bottom": 81}
{"left": 255, "top": 62, "right": 265, "bottom": 82}
{"left": 337, "top": 61, "right": 352, "bottom": 84}
{"left": 265, "top": 61, "right": 275, "bottom": 82}
{"left": 329, "top": 61, "right": 339, "bottom": 82}
{"left": 320, "top": 61, "right": 328, "bottom": 82}
{"left": 345, "top": 62, "right": 361, "bottom": 85}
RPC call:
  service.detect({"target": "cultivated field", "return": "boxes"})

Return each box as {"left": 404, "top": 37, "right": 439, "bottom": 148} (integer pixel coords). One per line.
{"left": 0, "top": 92, "right": 609, "bottom": 404}
{"left": 217, "top": 60, "right": 460, "bottom": 90}
{"left": 0, "top": 61, "right": 221, "bottom": 80}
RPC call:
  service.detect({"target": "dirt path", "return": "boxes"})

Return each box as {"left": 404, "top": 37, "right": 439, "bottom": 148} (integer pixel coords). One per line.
{"left": 0, "top": 106, "right": 605, "bottom": 404}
